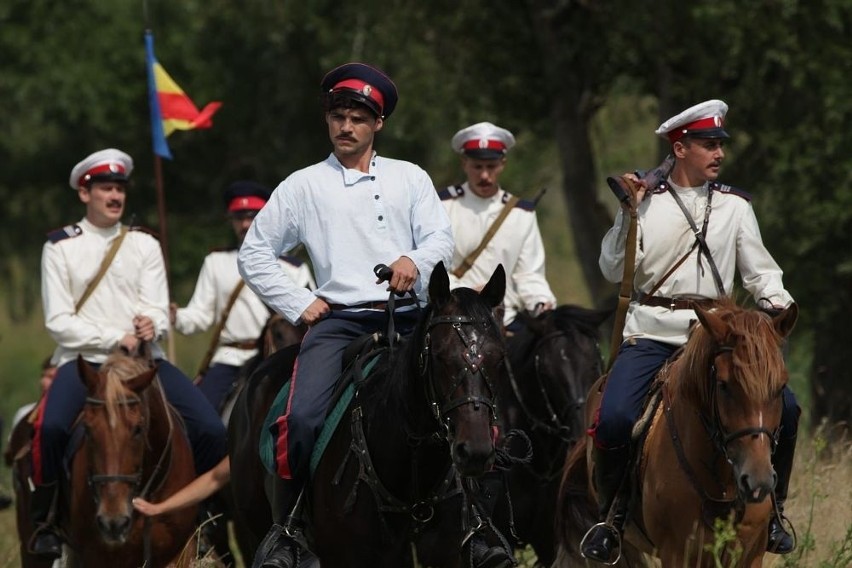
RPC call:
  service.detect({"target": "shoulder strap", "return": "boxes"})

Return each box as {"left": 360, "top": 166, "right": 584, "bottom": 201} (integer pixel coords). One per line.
{"left": 196, "top": 279, "right": 247, "bottom": 378}
{"left": 452, "top": 194, "right": 520, "bottom": 279}
{"left": 607, "top": 179, "right": 639, "bottom": 369}
{"left": 75, "top": 226, "right": 128, "bottom": 313}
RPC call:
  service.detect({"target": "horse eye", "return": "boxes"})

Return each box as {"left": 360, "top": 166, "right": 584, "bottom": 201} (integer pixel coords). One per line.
{"left": 133, "top": 425, "right": 144, "bottom": 437}
{"left": 716, "top": 380, "right": 729, "bottom": 394}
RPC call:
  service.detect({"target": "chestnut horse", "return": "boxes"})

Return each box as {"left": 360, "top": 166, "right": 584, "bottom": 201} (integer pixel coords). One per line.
{"left": 10, "top": 350, "right": 199, "bottom": 568}
{"left": 558, "top": 299, "right": 798, "bottom": 567}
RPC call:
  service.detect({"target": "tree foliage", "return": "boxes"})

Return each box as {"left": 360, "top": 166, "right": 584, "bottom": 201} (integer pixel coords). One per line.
{"left": 0, "top": 0, "right": 849, "bottom": 427}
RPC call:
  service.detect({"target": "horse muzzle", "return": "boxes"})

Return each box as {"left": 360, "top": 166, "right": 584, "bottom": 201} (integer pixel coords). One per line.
{"left": 736, "top": 466, "right": 777, "bottom": 504}
{"left": 96, "top": 512, "right": 133, "bottom": 545}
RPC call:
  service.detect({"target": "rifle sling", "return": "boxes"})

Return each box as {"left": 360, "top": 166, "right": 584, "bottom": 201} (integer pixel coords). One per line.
{"left": 196, "top": 279, "right": 246, "bottom": 378}
{"left": 75, "top": 226, "right": 128, "bottom": 313}
{"left": 452, "top": 195, "right": 520, "bottom": 279}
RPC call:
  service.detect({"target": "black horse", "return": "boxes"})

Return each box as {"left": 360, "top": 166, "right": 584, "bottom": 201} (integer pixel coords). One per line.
{"left": 496, "top": 304, "right": 612, "bottom": 566}
{"left": 230, "top": 261, "right": 508, "bottom": 567}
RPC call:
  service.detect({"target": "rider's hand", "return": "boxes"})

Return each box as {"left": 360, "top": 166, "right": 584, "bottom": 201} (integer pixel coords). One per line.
{"left": 386, "top": 256, "right": 418, "bottom": 293}
{"left": 301, "top": 298, "right": 330, "bottom": 326}
{"left": 119, "top": 334, "right": 140, "bottom": 354}
{"left": 622, "top": 173, "right": 648, "bottom": 210}
{"left": 133, "top": 315, "right": 156, "bottom": 341}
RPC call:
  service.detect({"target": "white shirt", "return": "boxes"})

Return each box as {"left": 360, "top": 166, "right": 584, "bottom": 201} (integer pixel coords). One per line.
{"left": 600, "top": 179, "right": 794, "bottom": 345}
{"left": 238, "top": 153, "right": 454, "bottom": 324}
{"left": 174, "top": 250, "right": 316, "bottom": 366}
{"left": 442, "top": 183, "right": 556, "bottom": 325}
{"left": 41, "top": 217, "right": 169, "bottom": 366}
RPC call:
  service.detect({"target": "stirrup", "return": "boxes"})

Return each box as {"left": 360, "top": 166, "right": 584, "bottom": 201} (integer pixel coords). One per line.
{"left": 580, "top": 522, "right": 622, "bottom": 566}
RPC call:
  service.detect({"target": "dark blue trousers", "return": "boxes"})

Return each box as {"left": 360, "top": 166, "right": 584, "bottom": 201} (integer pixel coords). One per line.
{"left": 595, "top": 338, "right": 799, "bottom": 449}
{"left": 274, "top": 310, "right": 418, "bottom": 482}
{"left": 197, "top": 363, "right": 241, "bottom": 414}
{"left": 35, "top": 358, "right": 227, "bottom": 484}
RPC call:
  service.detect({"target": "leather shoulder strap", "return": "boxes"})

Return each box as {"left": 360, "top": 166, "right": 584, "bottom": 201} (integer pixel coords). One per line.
{"left": 196, "top": 279, "right": 247, "bottom": 377}
{"left": 75, "top": 226, "right": 128, "bottom": 313}
{"left": 452, "top": 195, "right": 520, "bottom": 279}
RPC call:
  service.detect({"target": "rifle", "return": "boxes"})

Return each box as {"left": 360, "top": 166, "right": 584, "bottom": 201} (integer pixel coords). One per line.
{"left": 606, "top": 154, "right": 675, "bottom": 207}
{"left": 605, "top": 155, "right": 675, "bottom": 369}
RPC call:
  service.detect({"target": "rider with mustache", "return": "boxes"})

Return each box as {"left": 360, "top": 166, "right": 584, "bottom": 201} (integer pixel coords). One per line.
{"left": 237, "top": 62, "right": 455, "bottom": 568}
{"left": 440, "top": 121, "right": 556, "bottom": 333}
{"left": 583, "top": 100, "right": 799, "bottom": 563}
{"left": 33, "top": 149, "right": 228, "bottom": 560}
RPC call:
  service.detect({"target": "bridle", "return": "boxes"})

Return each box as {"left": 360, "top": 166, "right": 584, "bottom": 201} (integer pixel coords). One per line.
{"left": 702, "top": 345, "right": 781, "bottom": 463}
{"left": 83, "top": 377, "right": 175, "bottom": 564}
{"left": 419, "top": 314, "right": 501, "bottom": 433}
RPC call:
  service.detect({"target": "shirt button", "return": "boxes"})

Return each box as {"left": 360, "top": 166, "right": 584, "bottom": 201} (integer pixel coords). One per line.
{"left": 378, "top": 215, "right": 383, "bottom": 221}
{"left": 370, "top": 176, "right": 376, "bottom": 181}
{"left": 374, "top": 194, "right": 380, "bottom": 200}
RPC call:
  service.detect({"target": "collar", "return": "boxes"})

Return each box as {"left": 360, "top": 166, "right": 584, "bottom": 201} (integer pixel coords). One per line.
{"left": 666, "top": 177, "right": 708, "bottom": 195}
{"left": 327, "top": 151, "right": 378, "bottom": 186}
{"left": 461, "top": 182, "right": 505, "bottom": 203}
{"left": 79, "top": 217, "right": 122, "bottom": 238}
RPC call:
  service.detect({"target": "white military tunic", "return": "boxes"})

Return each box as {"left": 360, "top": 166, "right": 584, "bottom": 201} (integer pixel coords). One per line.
{"left": 600, "top": 178, "right": 794, "bottom": 346}
{"left": 441, "top": 183, "right": 556, "bottom": 325}
{"left": 174, "top": 250, "right": 316, "bottom": 366}
{"left": 41, "top": 217, "right": 169, "bottom": 366}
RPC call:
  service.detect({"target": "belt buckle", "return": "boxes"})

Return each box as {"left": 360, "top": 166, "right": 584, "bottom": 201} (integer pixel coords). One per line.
{"left": 670, "top": 298, "right": 677, "bottom": 311}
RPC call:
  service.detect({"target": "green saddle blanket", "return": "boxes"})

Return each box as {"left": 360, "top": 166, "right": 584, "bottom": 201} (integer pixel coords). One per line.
{"left": 259, "top": 354, "right": 382, "bottom": 477}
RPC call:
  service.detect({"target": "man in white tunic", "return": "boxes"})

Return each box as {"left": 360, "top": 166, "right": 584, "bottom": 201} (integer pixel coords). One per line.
{"left": 172, "top": 181, "right": 315, "bottom": 413}
{"left": 440, "top": 121, "right": 556, "bottom": 331}
{"left": 33, "top": 149, "right": 227, "bottom": 559}
{"left": 582, "top": 101, "right": 799, "bottom": 562}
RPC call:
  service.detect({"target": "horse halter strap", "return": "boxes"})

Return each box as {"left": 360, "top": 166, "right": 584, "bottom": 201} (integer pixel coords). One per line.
{"left": 84, "top": 395, "right": 146, "bottom": 489}
{"left": 704, "top": 346, "right": 780, "bottom": 460}
{"left": 422, "top": 314, "right": 498, "bottom": 427}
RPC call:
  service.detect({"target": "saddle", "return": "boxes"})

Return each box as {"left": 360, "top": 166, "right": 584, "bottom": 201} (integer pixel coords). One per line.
{"left": 260, "top": 332, "right": 392, "bottom": 478}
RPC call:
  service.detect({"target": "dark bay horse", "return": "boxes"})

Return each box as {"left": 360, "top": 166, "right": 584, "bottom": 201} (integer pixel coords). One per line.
{"left": 498, "top": 304, "right": 611, "bottom": 565}
{"left": 557, "top": 299, "right": 798, "bottom": 567}
{"left": 230, "top": 261, "right": 507, "bottom": 567}
{"left": 10, "top": 349, "right": 199, "bottom": 568}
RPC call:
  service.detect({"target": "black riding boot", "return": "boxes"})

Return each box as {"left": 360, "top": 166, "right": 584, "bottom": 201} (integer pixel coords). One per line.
{"left": 581, "top": 446, "right": 631, "bottom": 565}
{"left": 252, "top": 477, "right": 302, "bottom": 568}
{"left": 767, "top": 435, "right": 797, "bottom": 554}
{"left": 29, "top": 482, "right": 62, "bottom": 560}
{"left": 466, "top": 471, "right": 517, "bottom": 568}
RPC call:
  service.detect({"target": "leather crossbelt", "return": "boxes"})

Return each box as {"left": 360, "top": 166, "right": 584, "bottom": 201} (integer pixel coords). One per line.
{"left": 328, "top": 298, "right": 416, "bottom": 311}
{"left": 221, "top": 340, "right": 258, "bottom": 349}
{"left": 640, "top": 295, "right": 715, "bottom": 311}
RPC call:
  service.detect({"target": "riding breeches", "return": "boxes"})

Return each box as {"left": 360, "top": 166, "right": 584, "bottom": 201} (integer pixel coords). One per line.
{"left": 33, "top": 359, "right": 227, "bottom": 485}
{"left": 197, "top": 363, "right": 241, "bottom": 414}
{"left": 273, "top": 310, "right": 417, "bottom": 482}
{"left": 593, "top": 339, "right": 800, "bottom": 450}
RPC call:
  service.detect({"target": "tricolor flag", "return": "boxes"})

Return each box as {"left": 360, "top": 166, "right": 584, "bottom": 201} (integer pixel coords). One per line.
{"left": 145, "top": 30, "right": 222, "bottom": 159}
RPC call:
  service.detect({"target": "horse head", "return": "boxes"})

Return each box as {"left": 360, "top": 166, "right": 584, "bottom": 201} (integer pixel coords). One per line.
{"left": 77, "top": 352, "right": 158, "bottom": 545}
{"left": 425, "top": 261, "right": 506, "bottom": 477}
{"left": 692, "top": 301, "right": 798, "bottom": 504}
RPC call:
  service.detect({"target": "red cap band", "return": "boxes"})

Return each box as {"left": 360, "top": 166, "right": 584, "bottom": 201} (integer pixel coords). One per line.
{"left": 668, "top": 116, "right": 724, "bottom": 143}
{"left": 78, "top": 163, "right": 127, "bottom": 187}
{"left": 332, "top": 79, "right": 385, "bottom": 112}
{"left": 228, "top": 196, "right": 267, "bottom": 212}
{"left": 462, "top": 139, "right": 507, "bottom": 152}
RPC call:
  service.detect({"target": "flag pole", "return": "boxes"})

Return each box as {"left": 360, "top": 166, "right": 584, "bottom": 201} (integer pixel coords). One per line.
{"left": 153, "top": 152, "right": 176, "bottom": 361}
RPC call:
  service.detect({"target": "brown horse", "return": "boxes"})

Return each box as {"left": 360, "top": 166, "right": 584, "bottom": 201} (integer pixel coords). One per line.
{"left": 557, "top": 299, "right": 798, "bottom": 567}
{"left": 10, "top": 350, "right": 200, "bottom": 568}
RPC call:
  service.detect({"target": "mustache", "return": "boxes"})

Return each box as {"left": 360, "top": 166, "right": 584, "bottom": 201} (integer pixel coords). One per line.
{"left": 106, "top": 200, "right": 123, "bottom": 207}
{"left": 336, "top": 135, "right": 356, "bottom": 142}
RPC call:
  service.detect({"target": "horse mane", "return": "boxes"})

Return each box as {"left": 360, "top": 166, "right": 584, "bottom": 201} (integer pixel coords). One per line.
{"left": 97, "top": 351, "right": 151, "bottom": 428}
{"left": 668, "top": 298, "right": 787, "bottom": 406}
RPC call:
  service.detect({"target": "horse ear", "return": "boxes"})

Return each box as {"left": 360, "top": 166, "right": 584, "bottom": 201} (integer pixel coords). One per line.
{"left": 78, "top": 355, "right": 100, "bottom": 394}
{"left": 773, "top": 302, "right": 798, "bottom": 339}
{"left": 124, "top": 366, "right": 158, "bottom": 394}
{"left": 429, "top": 261, "right": 451, "bottom": 304}
{"left": 479, "top": 264, "right": 506, "bottom": 308}
{"left": 695, "top": 306, "right": 728, "bottom": 343}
